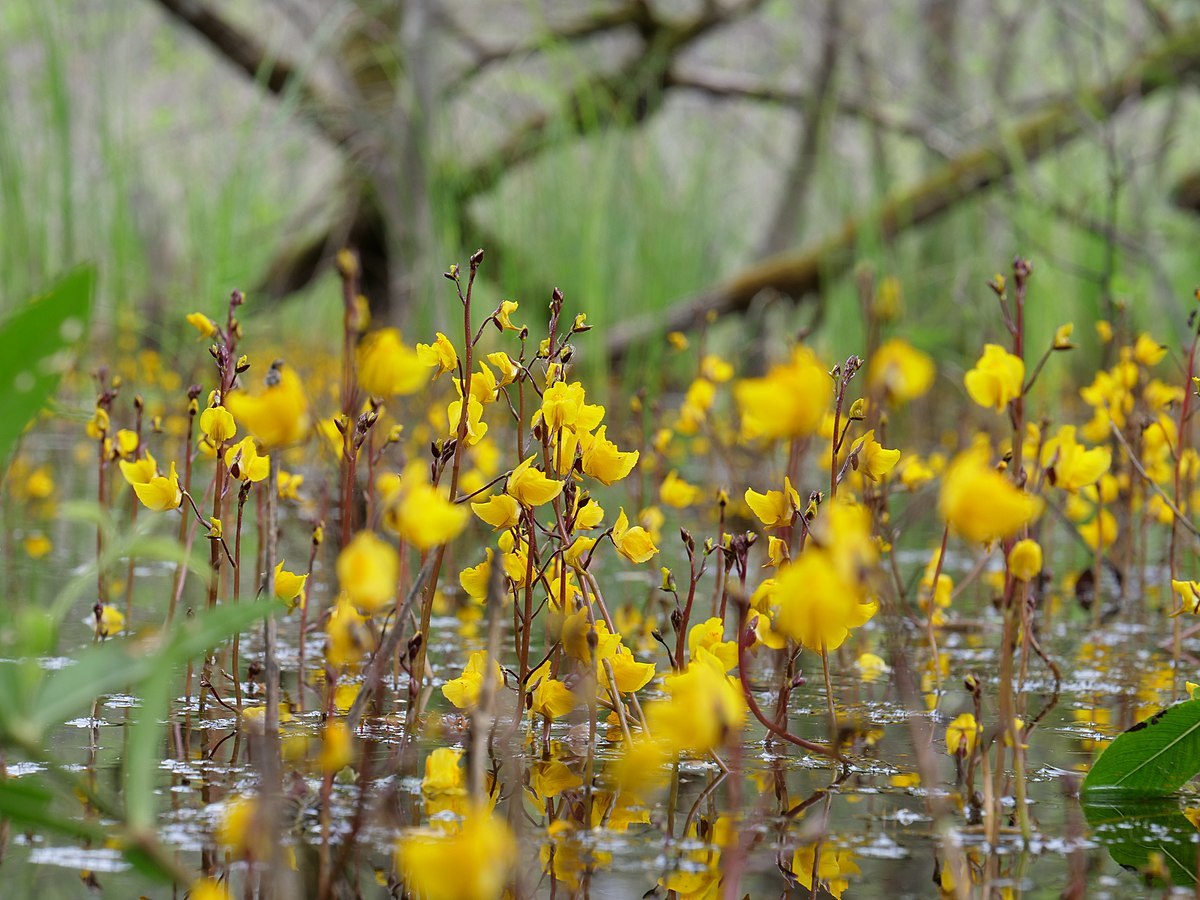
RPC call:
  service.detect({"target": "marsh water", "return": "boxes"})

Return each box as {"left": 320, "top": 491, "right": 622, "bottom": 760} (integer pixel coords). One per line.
{"left": 1, "top": 535, "right": 1196, "bottom": 899}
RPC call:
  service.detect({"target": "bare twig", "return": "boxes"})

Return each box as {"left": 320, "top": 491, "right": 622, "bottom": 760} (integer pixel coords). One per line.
{"left": 1110, "top": 421, "right": 1200, "bottom": 539}
{"left": 757, "top": 0, "right": 842, "bottom": 256}
{"left": 606, "top": 18, "right": 1200, "bottom": 361}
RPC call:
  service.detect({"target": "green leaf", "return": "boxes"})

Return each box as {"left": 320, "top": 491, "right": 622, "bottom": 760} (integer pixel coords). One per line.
{"left": 0, "top": 778, "right": 105, "bottom": 842}
{"left": 124, "top": 659, "right": 175, "bottom": 832}
{"left": 123, "top": 599, "right": 274, "bottom": 830}
{"left": 0, "top": 265, "right": 94, "bottom": 469}
{"left": 28, "top": 639, "right": 144, "bottom": 734}
{"left": 46, "top": 524, "right": 210, "bottom": 623}
{"left": 1082, "top": 699, "right": 1200, "bottom": 795}
{"left": 1082, "top": 795, "right": 1198, "bottom": 886}
{"left": 29, "top": 599, "right": 274, "bottom": 737}
{"left": 158, "top": 598, "right": 277, "bottom": 664}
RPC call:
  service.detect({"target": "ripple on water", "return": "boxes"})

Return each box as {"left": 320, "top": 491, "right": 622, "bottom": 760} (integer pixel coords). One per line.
{"left": 28, "top": 846, "right": 129, "bottom": 872}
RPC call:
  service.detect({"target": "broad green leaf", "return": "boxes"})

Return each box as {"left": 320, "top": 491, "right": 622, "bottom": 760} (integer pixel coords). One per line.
{"left": 0, "top": 777, "right": 105, "bottom": 842}
{"left": 0, "top": 265, "right": 94, "bottom": 469}
{"left": 158, "top": 598, "right": 277, "bottom": 664}
{"left": 124, "top": 599, "right": 274, "bottom": 830}
{"left": 124, "top": 659, "right": 174, "bottom": 832}
{"left": 47, "top": 525, "right": 210, "bottom": 623}
{"left": 0, "top": 777, "right": 176, "bottom": 883}
{"left": 28, "top": 639, "right": 145, "bottom": 733}
{"left": 1082, "top": 699, "right": 1200, "bottom": 795}
{"left": 121, "top": 845, "right": 178, "bottom": 884}
{"left": 1082, "top": 796, "right": 1198, "bottom": 886}
{"left": 29, "top": 599, "right": 274, "bottom": 736}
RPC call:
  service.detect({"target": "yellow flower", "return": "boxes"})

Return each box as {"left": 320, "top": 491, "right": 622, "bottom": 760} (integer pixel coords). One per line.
{"left": 1171, "top": 579, "right": 1200, "bottom": 615}
{"left": 186, "top": 312, "right": 218, "bottom": 338}
{"left": 765, "top": 536, "right": 790, "bottom": 567}
{"left": 133, "top": 461, "right": 182, "bottom": 511}
{"left": 1134, "top": 332, "right": 1167, "bottom": 367}
{"left": 643, "top": 655, "right": 745, "bottom": 754}
{"left": 395, "top": 807, "right": 516, "bottom": 900}
{"left": 857, "top": 652, "right": 888, "bottom": 682}
{"left": 612, "top": 507, "right": 657, "bottom": 564}
{"left": 1041, "top": 425, "right": 1111, "bottom": 492}
{"left": 687, "top": 617, "right": 738, "bottom": 672}
{"left": 215, "top": 795, "right": 260, "bottom": 856}
{"left": 564, "top": 535, "right": 596, "bottom": 567}
{"left": 899, "top": 456, "right": 935, "bottom": 489}
{"left": 357, "top": 328, "right": 426, "bottom": 397}
{"left": 580, "top": 425, "right": 639, "bottom": 485}
{"left": 1145, "top": 379, "right": 1184, "bottom": 412}
{"left": 421, "top": 747, "right": 465, "bottom": 796}
{"left": 486, "top": 351, "right": 520, "bottom": 387}
{"left": 602, "top": 644, "right": 656, "bottom": 694}
{"left": 86, "top": 406, "right": 109, "bottom": 440}
{"left": 1007, "top": 539, "right": 1042, "bottom": 581}
{"left": 548, "top": 428, "right": 581, "bottom": 477}
{"left": 1080, "top": 510, "right": 1117, "bottom": 551}
{"left": 735, "top": 346, "right": 829, "bottom": 440}
{"left": 442, "top": 650, "right": 503, "bottom": 709}
{"left": 416, "top": 332, "right": 458, "bottom": 377}
{"left": 1053, "top": 323, "right": 1075, "bottom": 350}
{"left": 541, "top": 381, "right": 604, "bottom": 433}
{"left": 792, "top": 844, "right": 859, "bottom": 899}
{"left": 23, "top": 533, "right": 51, "bottom": 559}
{"left": 702, "top": 354, "right": 734, "bottom": 383}
{"left": 559, "top": 606, "right": 620, "bottom": 663}
{"left": 94, "top": 604, "right": 125, "bottom": 637}
{"left": 676, "top": 378, "right": 715, "bottom": 434}
{"left": 326, "top": 597, "right": 373, "bottom": 668}
{"left": 1096, "top": 319, "right": 1113, "bottom": 343}
{"left": 337, "top": 531, "right": 399, "bottom": 615}
{"left": 530, "top": 760, "right": 583, "bottom": 806}
{"left": 772, "top": 550, "right": 876, "bottom": 652}
{"left": 118, "top": 451, "right": 158, "bottom": 487}
{"left": 495, "top": 299, "right": 522, "bottom": 331}
{"left": 189, "top": 878, "right": 232, "bottom": 900}
{"left": 467, "top": 361, "right": 498, "bottom": 405}
{"left": 868, "top": 338, "right": 935, "bottom": 403}
{"left": 459, "top": 551, "right": 492, "bottom": 600}
{"left": 277, "top": 470, "right": 303, "bottom": 500}
{"left": 471, "top": 493, "right": 521, "bottom": 530}
{"left": 318, "top": 721, "right": 354, "bottom": 773}
{"left": 938, "top": 450, "right": 1042, "bottom": 543}
{"left": 225, "top": 362, "right": 310, "bottom": 448}
{"left": 379, "top": 464, "right": 469, "bottom": 550}
{"left": 199, "top": 406, "right": 236, "bottom": 445}
{"left": 851, "top": 429, "right": 900, "bottom": 480}
{"left": 274, "top": 561, "right": 308, "bottom": 607}
{"left": 446, "top": 394, "right": 488, "bottom": 446}
{"left": 744, "top": 477, "right": 800, "bottom": 529}
{"left": 505, "top": 455, "right": 563, "bottom": 507}
{"left": 964, "top": 344, "right": 1024, "bottom": 412}
{"left": 529, "top": 661, "right": 576, "bottom": 720}
{"left": 749, "top": 609, "right": 787, "bottom": 650}
{"left": 659, "top": 470, "right": 701, "bottom": 508}
{"left": 945, "top": 712, "right": 981, "bottom": 757}
{"left": 114, "top": 429, "right": 139, "bottom": 458}
{"left": 223, "top": 436, "right": 270, "bottom": 483}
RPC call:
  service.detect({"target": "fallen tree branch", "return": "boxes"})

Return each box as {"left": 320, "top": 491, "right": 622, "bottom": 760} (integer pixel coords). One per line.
{"left": 667, "top": 69, "right": 944, "bottom": 149}
{"left": 606, "top": 20, "right": 1200, "bottom": 362}
{"left": 439, "top": 1, "right": 654, "bottom": 95}
{"left": 147, "top": 0, "right": 366, "bottom": 149}
{"left": 447, "top": 0, "right": 767, "bottom": 203}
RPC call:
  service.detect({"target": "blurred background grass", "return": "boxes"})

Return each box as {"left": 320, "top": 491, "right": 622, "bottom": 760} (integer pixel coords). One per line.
{"left": 2, "top": 0, "right": 1199, "bottom": 397}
